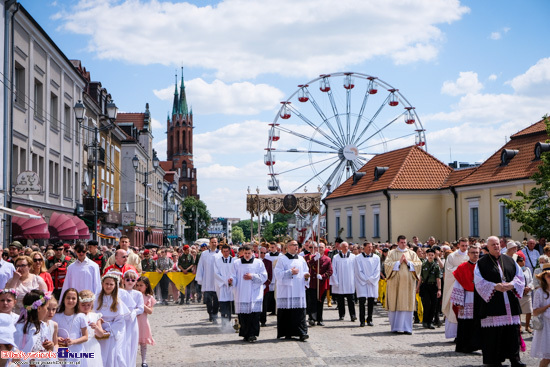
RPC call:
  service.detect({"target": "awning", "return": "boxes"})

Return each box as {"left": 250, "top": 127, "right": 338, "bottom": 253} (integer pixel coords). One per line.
{"left": 167, "top": 234, "right": 179, "bottom": 239}
{"left": 102, "top": 227, "right": 115, "bottom": 236}
{"left": 112, "top": 229, "right": 122, "bottom": 238}
{"left": 49, "top": 212, "right": 79, "bottom": 240}
{"left": 12, "top": 206, "right": 50, "bottom": 240}
{"left": 0, "top": 205, "right": 41, "bottom": 219}
{"left": 71, "top": 216, "right": 90, "bottom": 240}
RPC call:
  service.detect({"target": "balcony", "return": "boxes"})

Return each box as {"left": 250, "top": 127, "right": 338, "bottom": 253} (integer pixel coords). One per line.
{"left": 87, "top": 147, "right": 106, "bottom": 166}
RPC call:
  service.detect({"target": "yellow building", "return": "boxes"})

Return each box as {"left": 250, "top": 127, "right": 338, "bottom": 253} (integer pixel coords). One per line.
{"left": 325, "top": 119, "right": 548, "bottom": 243}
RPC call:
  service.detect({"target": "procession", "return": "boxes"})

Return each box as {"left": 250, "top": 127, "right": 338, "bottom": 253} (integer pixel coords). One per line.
{"left": 1, "top": 234, "right": 549, "bottom": 366}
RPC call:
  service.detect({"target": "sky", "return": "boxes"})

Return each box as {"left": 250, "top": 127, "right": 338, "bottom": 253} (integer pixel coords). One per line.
{"left": 19, "top": 0, "right": 550, "bottom": 220}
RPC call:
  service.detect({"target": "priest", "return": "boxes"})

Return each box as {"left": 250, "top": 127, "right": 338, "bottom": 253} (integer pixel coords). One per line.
{"left": 274, "top": 240, "right": 310, "bottom": 341}
{"left": 233, "top": 244, "right": 268, "bottom": 342}
{"left": 305, "top": 241, "right": 332, "bottom": 326}
{"left": 331, "top": 242, "right": 357, "bottom": 321}
{"left": 474, "top": 236, "right": 526, "bottom": 367}
{"left": 451, "top": 244, "right": 481, "bottom": 353}
{"left": 196, "top": 237, "right": 222, "bottom": 323}
{"left": 441, "top": 237, "right": 469, "bottom": 338}
{"left": 264, "top": 242, "right": 281, "bottom": 315}
{"left": 384, "top": 235, "right": 422, "bottom": 334}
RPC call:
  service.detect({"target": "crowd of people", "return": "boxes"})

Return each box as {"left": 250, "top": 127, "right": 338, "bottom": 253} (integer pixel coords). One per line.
{"left": 0, "top": 234, "right": 550, "bottom": 367}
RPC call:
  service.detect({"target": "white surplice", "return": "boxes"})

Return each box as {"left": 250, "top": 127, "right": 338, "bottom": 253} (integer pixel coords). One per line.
{"left": 196, "top": 249, "right": 222, "bottom": 292}
{"left": 94, "top": 294, "right": 129, "bottom": 367}
{"left": 52, "top": 312, "right": 88, "bottom": 367}
{"left": 442, "top": 249, "right": 468, "bottom": 338}
{"left": 123, "top": 289, "right": 144, "bottom": 367}
{"left": 233, "top": 258, "right": 267, "bottom": 313}
{"left": 354, "top": 253, "right": 380, "bottom": 298}
{"left": 82, "top": 312, "right": 103, "bottom": 367}
{"left": 274, "top": 254, "right": 309, "bottom": 309}
{"left": 264, "top": 252, "right": 282, "bottom": 292}
{"left": 214, "top": 255, "right": 236, "bottom": 302}
{"left": 60, "top": 257, "right": 102, "bottom": 300}
{"left": 331, "top": 251, "right": 356, "bottom": 295}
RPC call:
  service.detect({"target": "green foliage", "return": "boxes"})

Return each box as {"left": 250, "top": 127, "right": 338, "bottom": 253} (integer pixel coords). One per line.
{"left": 180, "top": 196, "right": 211, "bottom": 240}
{"left": 232, "top": 226, "right": 245, "bottom": 244}
{"left": 234, "top": 219, "right": 258, "bottom": 241}
{"left": 500, "top": 115, "right": 550, "bottom": 239}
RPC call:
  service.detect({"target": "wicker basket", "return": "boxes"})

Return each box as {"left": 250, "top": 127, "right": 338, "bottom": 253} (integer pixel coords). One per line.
{"left": 95, "top": 332, "right": 110, "bottom": 340}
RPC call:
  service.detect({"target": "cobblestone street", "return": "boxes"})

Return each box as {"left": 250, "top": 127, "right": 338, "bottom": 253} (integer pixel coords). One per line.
{"left": 145, "top": 301, "right": 538, "bottom": 367}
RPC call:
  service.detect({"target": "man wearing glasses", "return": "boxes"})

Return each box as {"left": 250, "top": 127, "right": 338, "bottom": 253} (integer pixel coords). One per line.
{"left": 60, "top": 242, "right": 101, "bottom": 299}
{"left": 47, "top": 243, "right": 74, "bottom": 299}
{"left": 103, "top": 249, "right": 138, "bottom": 276}
{"left": 105, "top": 235, "right": 142, "bottom": 273}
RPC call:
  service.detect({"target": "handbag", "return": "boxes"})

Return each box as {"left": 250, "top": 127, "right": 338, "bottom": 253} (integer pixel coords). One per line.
{"left": 532, "top": 315, "right": 544, "bottom": 330}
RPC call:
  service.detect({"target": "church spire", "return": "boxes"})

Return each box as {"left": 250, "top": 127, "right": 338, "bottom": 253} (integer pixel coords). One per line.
{"left": 178, "top": 67, "right": 189, "bottom": 117}
{"left": 171, "top": 72, "right": 179, "bottom": 116}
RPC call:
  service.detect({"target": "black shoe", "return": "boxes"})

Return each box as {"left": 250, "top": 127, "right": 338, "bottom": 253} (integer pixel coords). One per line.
{"left": 511, "top": 362, "right": 526, "bottom": 367}
{"left": 308, "top": 320, "right": 315, "bottom": 327}
{"left": 248, "top": 336, "right": 257, "bottom": 343}
{"left": 338, "top": 317, "right": 344, "bottom": 321}
{"left": 299, "top": 335, "right": 309, "bottom": 342}
{"left": 360, "top": 322, "right": 365, "bottom": 327}
{"left": 351, "top": 316, "right": 357, "bottom": 322}
{"left": 403, "top": 331, "right": 412, "bottom": 335}
{"left": 212, "top": 318, "right": 218, "bottom": 325}
{"left": 142, "top": 364, "right": 148, "bottom": 367}
{"left": 243, "top": 337, "right": 249, "bottom": 342}
{"left": 208, "top": 316, "right": 213, "bottom": 322}
{"left": 422, "top": 322, "right": 428, "bottom": 328}
{"left": 285, "top": 336, "right": 292, "bottom": 340}
{"left": 317, "top": 321, "right": 325, "bottom": 326}
{"left": 367, "top": 322, "right": 374, "bottom": 326}
{"left": 260, "top": 322, "right": 266, "bottom": 327}
{"left": 179, "top": 299, "right": 185, "bottom": 305}
{"left": 428, "top": 324, "right": 435, "bottom": 330}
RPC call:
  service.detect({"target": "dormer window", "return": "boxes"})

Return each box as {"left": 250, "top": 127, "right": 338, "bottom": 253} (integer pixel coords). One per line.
{"left": 534, "top": 142, "right": 550, "bottom": 161}
{"left": 374, "top": 166, "right": 389, "bottom": 181}
{"left": 500, "top": 149, "right": 518, "bottom": 166}
{"left": 352, "top": 172, "right": 366, "bottom": 185}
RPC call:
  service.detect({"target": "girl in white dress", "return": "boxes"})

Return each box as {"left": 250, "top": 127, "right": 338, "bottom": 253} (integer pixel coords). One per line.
{"left": 52, "top": 288, "right": 88, "bottom": 367}
{"left": 13, "top": 290, "right": 55, "bottom": 367}
{"left": 122, "top": 269, "right": 144, "bottom": 367}
{"left": 94, "top": 272, "right": 129, "bottom": 367}
{"left": 0, "top": 289, "right": 19, "bottom": 324}
{"left": 531, "top": 264, "right": 550, "bottom": 367}
{"left": 78, "top": 290, "right": 103, "bottom": 367}
{"left": 44, "top": 296, "right": 58, "bottom": 363}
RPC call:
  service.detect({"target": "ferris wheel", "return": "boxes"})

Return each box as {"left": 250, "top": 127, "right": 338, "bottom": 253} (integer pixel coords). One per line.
{"left": 265, "top": 72, "right": 426, "bottom": 195}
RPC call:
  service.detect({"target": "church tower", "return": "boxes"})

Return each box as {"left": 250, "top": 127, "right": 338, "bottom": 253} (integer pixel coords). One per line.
{"left": 165, "top": 69, "right": 197, "bottom": 198}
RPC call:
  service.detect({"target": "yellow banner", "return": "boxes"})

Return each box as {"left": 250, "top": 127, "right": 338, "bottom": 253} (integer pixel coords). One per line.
{"left": 167, "top": 272, "right": 196, "bottom": 294}
{"left": 416, "top": 293, "right": 423, "bottom": 323}
{"left": 142, "top": 272, "right": 163, "bottom": 290}
{"left": 142, "top": 272, "right": 195, "bottom": 293}
{"left": 378, "top": 279, "right": 387, "bottom": 308}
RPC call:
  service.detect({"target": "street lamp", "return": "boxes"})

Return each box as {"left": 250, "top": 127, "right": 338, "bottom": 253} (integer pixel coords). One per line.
{"left": 74, "top": 99, "right": 117, "bottom": 240}
{"left": 132, "top": 154, "right": 160, "bottom": 244}
{"left": 159, "top": 180, "right": 179, "bottom": 246}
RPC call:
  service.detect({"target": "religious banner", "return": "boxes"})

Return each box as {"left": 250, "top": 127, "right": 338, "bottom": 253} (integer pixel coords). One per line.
{"left": 246, "top": 193, "right": 321, "bottom": 215}
{"left": 167, "top": 272, "right": 196, "bottom": 294}
{"left": 142, "top": 272, "right": 163, "bottom": 290}
{"left": 142, "top": 272, "right": 195, "bottom": 293}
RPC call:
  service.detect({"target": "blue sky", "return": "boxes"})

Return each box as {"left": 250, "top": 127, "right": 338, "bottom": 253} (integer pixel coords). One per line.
{"left": 19, "top": 0, "right": 550, "bottom": 219}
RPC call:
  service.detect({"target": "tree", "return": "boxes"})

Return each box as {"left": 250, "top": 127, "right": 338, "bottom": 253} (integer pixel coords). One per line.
{"left": 500, "top": 115, "right": 550, "bottom": 239}
{"left": 234, "top": 219, "right": 258, "bottom": 241}
{"left": 232, "top": 226, "right": 245, "bottom": 244}
{"left": 180, "top": 196, "right": 211, "bottom": 242}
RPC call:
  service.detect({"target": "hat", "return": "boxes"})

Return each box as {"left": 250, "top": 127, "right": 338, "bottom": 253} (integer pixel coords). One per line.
{"left": 506, "top": 241, "right": 517, "bottom": 250}
{"left": 183, "top": 245, "right": 190, "bottom": 250}
{"left": 382, "top": 248, "right": 389, "bottom": 252}
{"left": 9, "top": 241, "right": 22, "bottom": 249}
{"left": 87, "top": 240, "right": 99, "bottom": 247}
{"left": 53, "top": 243, "right": 64, "bottom": 250}
{"left": 200, "top": 243, "right": 208, "bottom": 248}
{"left": 63, "top": 243, "right": 71, "bottom": 249}
{"left": 426, "top": 248, "right": 435, "bottom": 254}
{"left": 143, "top": 249, "right": 150, "bottom": 255}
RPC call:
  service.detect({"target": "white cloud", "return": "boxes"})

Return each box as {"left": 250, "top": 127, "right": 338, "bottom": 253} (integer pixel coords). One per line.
{"left": 150, "top": 117, "right": 162, "bottom": 129}
{"left": 153, "top": 78, "right": 284, "bottom": 115}
{"left": 441, "top": 71, "right": 483, "bottom": 96}
{"left": 488, "top": 74, "right": 498, "bottom": 81}
{"left": 489, "top": 27, "right": 510, "bottom": 40}
{"left": 508, "top": 57, "right": 550, "bottom": 96}
{"left": 153, "top": 138, "right": 167, "bottom": 160}
{"left": 57, "top": 0, "right": 469, "bottom": 80}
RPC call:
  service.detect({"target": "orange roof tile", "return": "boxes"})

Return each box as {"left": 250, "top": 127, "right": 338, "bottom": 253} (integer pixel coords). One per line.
{"left": 454, "top": 129, "right": 546, "bottom": 187}
{"left": 159, "top": 161, "right": 173, "bottom": 172}
{"left": 116, "top": 113, "right": 146, "bottom": 130}
{"left": 510, "top": 118, "right": 547, "bottom": 138}
{"left": 441, "top": 167, "right": 476, "bottom": 188}
{"left": 326, "top": 146, "right": 452, "bottom": 200}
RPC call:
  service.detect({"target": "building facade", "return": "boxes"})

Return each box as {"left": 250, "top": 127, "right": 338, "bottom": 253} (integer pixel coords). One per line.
{"left": 325, "top": 119, "right": 548, "bottom": 244}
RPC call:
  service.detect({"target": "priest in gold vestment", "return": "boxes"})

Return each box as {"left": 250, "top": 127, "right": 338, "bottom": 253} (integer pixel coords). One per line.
{"left": 384, "top": 235, "right": 422, "bottom": 334}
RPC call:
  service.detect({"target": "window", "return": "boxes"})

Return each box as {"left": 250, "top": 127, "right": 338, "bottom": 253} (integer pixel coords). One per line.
{"left": 334, "top": 209, "right": 341, "bottom": 238}
{"left": 31, "top": 153, "right": 44, "bottom": 188}
{"left": 63, "top": 167, "right": 72, "bottom": 199}
{"left": 372, "top": 205, "right": 380, "bottom": 238}
{"left": 50, "top": 93, "right": 58, "bottom": 130}
{"left": 359, "top": 214, "right": 365, "bottom": 238}
{"left": 468, "top": 199, "right": 479, "bottom": 237}
{"left": 75, "top": 171, "right": 79, "bottom": 201}
{"left": 14, "top": 64, "right": 25, "bottom": 109}
{"left": 49, "top": 160, "right": 59, "bottom": 195}
{"left": 34, "top": 79, "right": 43, "bottom": 119}
{"left": 500, "top": 203, "right": 511, "bottom": 237}
{"left": 347, "top": 214, "right": 352, "bottom": 238}
{"left": 64, "top": 104, "right": 71, "bottom": 139}
{"left": 19, "top": 148, "right": 26, "bottom": 172}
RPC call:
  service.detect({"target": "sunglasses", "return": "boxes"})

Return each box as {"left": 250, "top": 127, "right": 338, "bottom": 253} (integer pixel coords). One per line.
{"left": 55, "top": 249, "right": 63, "bottom": 251}
{"left": 16, "top": 264, "right": 29, "bottom": 268}
{"left": 124, "top": 278, "right": 137, "bottom": 282}
{"left": 33, "top": 258, "right": 43, "bottom": 262}
{"left": 76, "top": 250, "right": 86, "bottom": 254}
